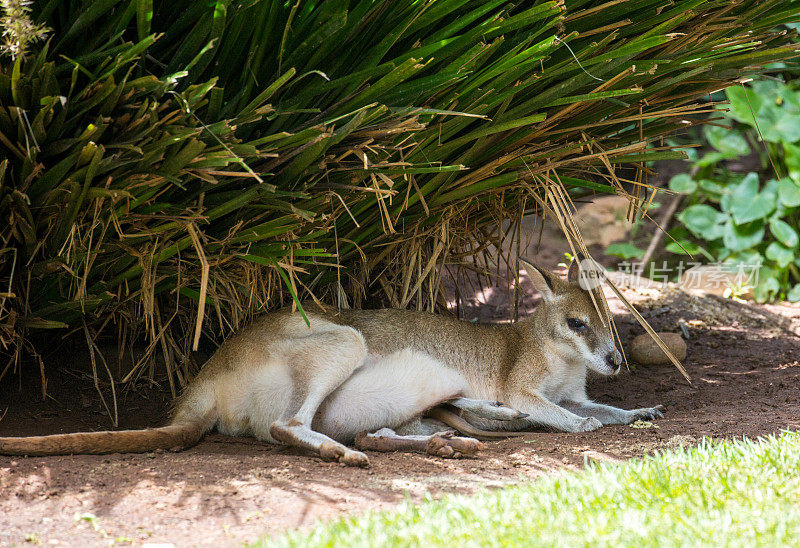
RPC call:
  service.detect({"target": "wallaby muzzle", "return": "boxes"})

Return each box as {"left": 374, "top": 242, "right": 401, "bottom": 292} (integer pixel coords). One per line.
{"left": 606, "top": 349, "right": 623, "bottom": 373}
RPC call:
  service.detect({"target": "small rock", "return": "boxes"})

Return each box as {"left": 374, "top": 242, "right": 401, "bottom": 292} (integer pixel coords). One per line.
{"left": 629, "top": 332, "right": 687, "bottom": 365}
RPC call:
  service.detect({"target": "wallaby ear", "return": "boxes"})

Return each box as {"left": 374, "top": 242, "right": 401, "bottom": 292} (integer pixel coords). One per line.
{"left": 519, "top": 258, "right": 561, "bottom": 302}
{"left": 566, "top": 252, "right": 585, "bottom": 284}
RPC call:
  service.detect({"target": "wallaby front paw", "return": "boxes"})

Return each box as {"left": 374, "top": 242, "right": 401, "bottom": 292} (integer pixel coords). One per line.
{"left": 574, "top": 416, "right": 603, "bottom": 432}
{"left": 629, "top": 404, "right": 665, "bottom": 422}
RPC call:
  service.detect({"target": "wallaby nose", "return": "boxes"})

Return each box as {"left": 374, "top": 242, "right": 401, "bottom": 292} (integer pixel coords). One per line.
{"left": 606, "top": 350, "right": 622, "bottom": 371}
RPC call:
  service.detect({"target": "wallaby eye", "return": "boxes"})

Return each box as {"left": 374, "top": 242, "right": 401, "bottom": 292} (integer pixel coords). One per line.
{"left": 567, "top": 318, "right": 587, "bottom": 332}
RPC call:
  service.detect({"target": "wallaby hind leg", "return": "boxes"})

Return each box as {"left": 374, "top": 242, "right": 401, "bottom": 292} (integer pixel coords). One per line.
{"left": 395, "top": 417, "right": 451, "bottom": 436}
{"left": 269, "top": 325, "right": 370, "bottom": 467}
{"left": 354, "top": 428, "right": 484, "bottom": 459}
{"left": 271, "top": 422, "right": 369, "bottom": 466}
{"left": 313, "top": 347, "right": 473, "bottom": 443}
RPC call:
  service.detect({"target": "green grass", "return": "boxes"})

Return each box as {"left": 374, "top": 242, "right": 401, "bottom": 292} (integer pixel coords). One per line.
{"left": 260, "top": 431, "right": 800, "bottom": 547}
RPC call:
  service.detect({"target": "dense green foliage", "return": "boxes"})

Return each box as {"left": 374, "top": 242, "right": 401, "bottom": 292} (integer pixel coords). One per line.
{"left": 262, "top": 432, "right": 800, "bottom": 547}
{"left": 669, "top": 74, "right": 800, "bottom": 302}
{"left": 1, "top": 1, "right": 798, "bottom": 385}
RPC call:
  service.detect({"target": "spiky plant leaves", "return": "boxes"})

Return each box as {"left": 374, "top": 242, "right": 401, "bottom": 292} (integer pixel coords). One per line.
{"left": 0, "top": 1, "right": 798, "bottom": 391}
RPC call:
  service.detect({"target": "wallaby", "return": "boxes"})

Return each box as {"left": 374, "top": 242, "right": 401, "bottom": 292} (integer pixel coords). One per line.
{"left": 0, "top": 258, "right": 663, "bottom": 467}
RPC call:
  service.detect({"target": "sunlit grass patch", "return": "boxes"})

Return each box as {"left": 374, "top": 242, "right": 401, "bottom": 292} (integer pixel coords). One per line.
{"left": 260, "top": 431, "right": 800, "bottom": 547}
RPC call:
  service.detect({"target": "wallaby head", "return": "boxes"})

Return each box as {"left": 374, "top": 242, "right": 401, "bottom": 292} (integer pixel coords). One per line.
{"left": 520, "top": 256, "right": 622, "bottom": 376}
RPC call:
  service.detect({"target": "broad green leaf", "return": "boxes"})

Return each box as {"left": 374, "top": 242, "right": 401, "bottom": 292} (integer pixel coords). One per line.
{"left": 762, "top": 178, "right": 779, "bottom": 211}
{"left": 765, "top": 242, "right": 794, "bottom": 268}
{"left": 757, "top": 105, "right": 800, "bottom": 143}
{"left": 665, "top": 240, "right": 703, "bottom": 256}
{"left": 724, "top": 250, "right": 763, "bottom": 269}
{"left": 750, "top": 79, "right": 785, "bottom": 101}
{"left": 720, "top": 193, "right": 731, "bottom": 213}
{"left": 785, "top": 143, "right": 800, "bottom": 187}
{"left": 723, "top": 218, "right": 765, "bottom": 252}
{"left": 698, "top": 179, "right": 729, "bottom": 196}
{"left": 606, "top": 243, "right": 643, "bottom": 259}
{"left": 769, "top": 218, "right": 799, "bottom": 248}
{"left": 725, "top": 85, "right": 763, "bottom": 126}
{"left": 783, "top": 87, "right": 800, "bottom": 114}
{"left": 693, "top": 151, "right": 734, "bottom": 168}
{"left": 787, "top": 284, "right": 800, "bottom": 302}
{"left": 753, "top": 272, "right": 779, "bottom": 303}
{"left": 668, "top": 173, "right": 697, "bottom": 194}
{"left": 677, "top": 204, "right": 727, "bottom": 240}
{"left": 703, "top": 124, "right": 750, "bottom": 156}
{"left": 778, "top": 177, "right": 800, "bottom": 207}
{"left": 729, "top": 173, "right": 775, "bottom": 225}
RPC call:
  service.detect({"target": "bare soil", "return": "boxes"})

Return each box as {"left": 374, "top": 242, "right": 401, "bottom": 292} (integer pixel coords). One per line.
{"left": 2, "top": 280, "right": 800, "bottom": 547}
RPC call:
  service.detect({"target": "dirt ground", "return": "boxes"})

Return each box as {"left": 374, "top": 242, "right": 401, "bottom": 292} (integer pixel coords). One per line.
{"left": 2, "top": 277, "right": 800, "bottom": 547}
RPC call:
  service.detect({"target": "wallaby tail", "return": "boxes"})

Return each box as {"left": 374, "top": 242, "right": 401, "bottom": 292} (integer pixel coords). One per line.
{"left": 0, "top": 418, "right": 210, "bottom": 456}
{"left": 427, "top": 407, "right": 529, "bottom": 440}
